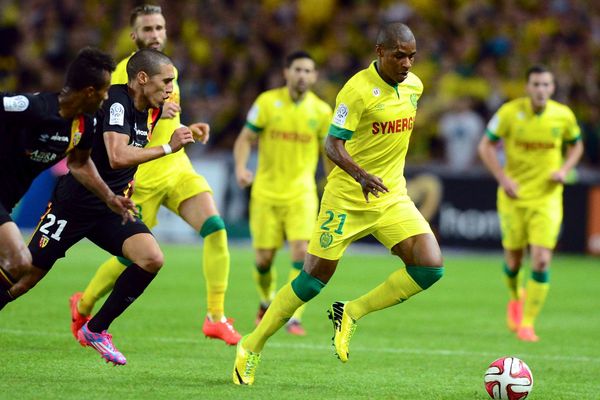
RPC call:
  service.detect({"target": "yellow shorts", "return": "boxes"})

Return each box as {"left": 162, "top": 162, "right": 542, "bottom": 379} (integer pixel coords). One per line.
{"left": 308, "top": 194, "right": 432, "bottom": 260}
{"left": 249, "top": 194, "right": 319, "bottom": 249}
{"left": 498, "top": 195, "right": 562, "bottom": 250}
{"left": 131, "top": 164, "right": 212, "bottom": 229}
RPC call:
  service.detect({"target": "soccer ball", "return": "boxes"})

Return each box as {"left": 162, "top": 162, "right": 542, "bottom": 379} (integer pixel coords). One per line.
{"left": 484, "top": 356, "right": 533, "bottom": 399}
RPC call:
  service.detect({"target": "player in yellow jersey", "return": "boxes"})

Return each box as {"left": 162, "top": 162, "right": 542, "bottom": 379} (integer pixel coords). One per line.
{"left": 478, "top": 65, "right": 583, "bottom": 342}
{"left": 233, "top": 50, "right": 333, "bottom": 336}
{"left": 69, "top": 4, "right": 241, "bottom": 345}
{"left": 232, "top": 22, "right": 444, "bottom": 385}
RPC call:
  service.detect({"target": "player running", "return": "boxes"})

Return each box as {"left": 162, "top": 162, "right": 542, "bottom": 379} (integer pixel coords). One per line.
{"left": 69, "top": 4, "right": 241, "bottom": 346}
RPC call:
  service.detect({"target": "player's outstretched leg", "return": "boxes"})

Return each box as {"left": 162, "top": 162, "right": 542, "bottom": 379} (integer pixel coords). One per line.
{"left": 232, "top": 335, "right": 261, "bottom": 385}
{"left": 77, "top": 322, "right": 126, "bottom": 365}
{"left": 69, "top": 292, "right": 90, "bottom": 341}
{"left": 327, "top": 301, "right": 357, "bottom": 363}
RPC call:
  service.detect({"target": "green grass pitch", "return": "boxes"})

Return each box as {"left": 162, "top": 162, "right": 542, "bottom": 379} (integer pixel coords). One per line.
{"left": 1, "top": 241, "right": 599, "bottom": 399}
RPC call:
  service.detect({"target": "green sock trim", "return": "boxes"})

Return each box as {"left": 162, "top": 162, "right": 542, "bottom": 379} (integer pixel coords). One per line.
{"left": 503, "top": 263, "right": 519, "bottom": 278}
{"left": 406, "top": 265, "right": 444, "bottom": 290}
{"left": 532, "top": 270, "right": 549, "bottom": 283}
{"left": 256, "top": 264, "right": 271, "bottom": 275}
{"left": 290, "top": 270, "right": 325, "bottom": 302}
{"left": 199, "top": 215, "right": 225, "bottom": 238}
{"left": 292, "top": 261, "right": 303, "bottom": 270}
{"left": 116, "top": 256, "right": 132, "bottom": 267}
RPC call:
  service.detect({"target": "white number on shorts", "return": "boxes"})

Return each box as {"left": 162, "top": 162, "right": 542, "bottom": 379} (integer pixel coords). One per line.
{"left": 39, "top": 213, "right": 68, "bottom": 241}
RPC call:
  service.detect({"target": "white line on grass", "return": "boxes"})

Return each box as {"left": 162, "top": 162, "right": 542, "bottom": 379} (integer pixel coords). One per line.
{"left": 1, "top": 327, "right": 597, "bottom": 364}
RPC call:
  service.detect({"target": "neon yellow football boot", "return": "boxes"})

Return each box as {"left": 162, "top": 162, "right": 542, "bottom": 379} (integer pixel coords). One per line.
{"left": 327, "top": 301, "right": 357, "bottom": 363}
{"left": 232, "top": 335, "right": 261, "bottom": 385}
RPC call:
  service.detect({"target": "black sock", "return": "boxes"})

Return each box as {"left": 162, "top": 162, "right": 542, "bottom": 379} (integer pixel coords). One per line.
{"left": 0, "top": 289, "right": 14, "bottom": 311}
{"left": 87, "top": 263, "right": 156, "bottom": 333}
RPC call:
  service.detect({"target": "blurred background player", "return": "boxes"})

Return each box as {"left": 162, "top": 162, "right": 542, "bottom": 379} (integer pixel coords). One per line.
{"left": 233, "top": 50, "right": 332, "bottom": 336}
{"left": 478, "top": 65, "right": 583, "bottom": 342}
{"left": 70, "top": 4, "right": 241, "bottom": 345}
{"left": 233, "top": 22, "right": 444, "bottom": 385}
{"left": 0, "top": 47, "right": 135, "bottom": 310}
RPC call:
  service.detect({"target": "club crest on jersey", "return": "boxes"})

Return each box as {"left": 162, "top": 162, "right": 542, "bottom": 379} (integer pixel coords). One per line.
{"left": 72, "top": 131, "right": 82, "bottom": 146}
{"left": 39, "top": 235, "right": 49, "bottom": 248}
{"left": 410, "top": 94, "right": 419, "bottom": 109}
{"left": 320, "top": 232, "right": 333, "bottom": 249}
{"left": 333, "top": 103, "right": 349, "bottom": 126}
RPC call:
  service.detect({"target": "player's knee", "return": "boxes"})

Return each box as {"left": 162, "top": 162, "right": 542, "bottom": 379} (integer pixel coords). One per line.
{"left": 137, "top": 250, "right": 164, "bottom": 273}
{"left": 406, "top": 265, "right": 444, "bottom": 290}
{"left": 291, "top": 270, "right": 326, "bottom": 302}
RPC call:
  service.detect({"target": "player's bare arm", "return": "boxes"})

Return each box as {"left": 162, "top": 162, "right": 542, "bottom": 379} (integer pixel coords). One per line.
{"left": 66, "top": 148, "right": 136, "bottom": 223}
{"left": 103, "top": 126, "right": 194, "bottom": 169}
{"left": 550, "top": 139, "right": 584, "bottom": 183}
{"left": 477, "top": 134, "right": 519, "bottom": 198}
{"left": 325, "top": 135, "right": 388, "bottom": 202}
{"left": 233, "top": 126, "right": 257, "bottom": 188}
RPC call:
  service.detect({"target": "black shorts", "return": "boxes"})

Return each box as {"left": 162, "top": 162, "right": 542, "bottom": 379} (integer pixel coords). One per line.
{"left": 0, "top": 201, "right": 12, "bottom": 225}
{"left": 28, "top": 200, "right": 152, "bottom": 271}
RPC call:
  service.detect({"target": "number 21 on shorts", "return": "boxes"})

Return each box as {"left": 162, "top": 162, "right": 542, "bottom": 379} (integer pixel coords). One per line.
{"left": 320, "top": 210, "right": 346, "bottom": 234}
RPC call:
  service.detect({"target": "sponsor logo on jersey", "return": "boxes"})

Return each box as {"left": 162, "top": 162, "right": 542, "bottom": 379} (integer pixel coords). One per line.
{"left": 39, "top": 134, "right": 49, "bottom": 143}
{"left": 27, "top": 150, "right": 58, "bottom": 163}
{"left": 39, "top": 235, "right": 49, "bottom": 248}
{"left": 270, "top": 130, "right": 312, "bottom": 143}
{"left": 3, "top": 95, "right": 29, "bottom": 112}
{"left": 109, "top": 102, "right": 125, "bottom": 126}
{"left": 372, "top": 88, "right": 381, "bottom": 97}
{"left": 50, "top": 132, "right": 69, "bottom": 142}
{"left": 371, "top": 117, "right": 414, "bottom": 134}
{"left": 333, "top": 103, "right": 349, "bottom": 126}
{"left": 514, "top": 139, "right": 556, "bottom": 150}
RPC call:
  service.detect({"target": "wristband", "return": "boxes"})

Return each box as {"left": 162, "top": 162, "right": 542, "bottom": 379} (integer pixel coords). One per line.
{"left": 162, "top": 143, "right": 172, "bottom": 155}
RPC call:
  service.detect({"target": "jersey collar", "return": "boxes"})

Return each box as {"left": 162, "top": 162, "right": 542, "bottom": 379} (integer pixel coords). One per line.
{"left": 371, "top": 61, "right": 399, "bottom": 91}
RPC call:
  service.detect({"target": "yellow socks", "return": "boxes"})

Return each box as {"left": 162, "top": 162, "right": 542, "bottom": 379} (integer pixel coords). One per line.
{"left": 521, "top": 271, "right": 550, "bottom": 328}
{"left": 78, "top": 257, "right": 126, "bottom": 316}
{"left": 504, "top": 263, "right": 524, "bottom": 300}
{"left": 288, "top": 262, "right": 306, "bottom": 321}
{"left": 346, "top": 266, "right": 443, "bottom": 321}
{"left": 202, "top": 227, "right": 230, "bottom": 321}
{"left": 245, "top": 283, "right": 304, "bottom": 352}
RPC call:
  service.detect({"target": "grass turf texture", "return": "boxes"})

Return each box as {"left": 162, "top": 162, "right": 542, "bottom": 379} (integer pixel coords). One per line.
{"left": 1, "top": 242, "right": 599, "bottom": 399}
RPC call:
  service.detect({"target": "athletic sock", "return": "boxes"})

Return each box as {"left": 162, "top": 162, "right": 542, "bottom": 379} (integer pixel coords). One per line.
{"left": 521, "top": 271, "right": 550, "bottom": 328}
{"left": 79, "top": 257, "right": 127, "bottom": 316}
{"left": 87, "top": 263, "right": 156, "bottom": 333}
{"left": 346, "top": 266, "right": 443, "bottom": 320}
{"left": 503, "top": 263, "right": 523, "bottom": 301}
{"left": 202, "top": 228, "right": 229, "bottom": 321}
{"left": 244, "top": 283, "right": 304, "bottom": 353}
{"left": 0, "top": 289, "right": 13, "bottom": 311}
{"left": 253, "top": 265, "right": 276, "bottom": 304}
{"left": 288, "top": 261, "right": 305, "bottom": 322}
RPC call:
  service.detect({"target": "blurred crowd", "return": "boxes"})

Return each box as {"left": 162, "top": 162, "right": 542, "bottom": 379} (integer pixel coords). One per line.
{"left": 1, "top": 0, "right": 599, "bottom": 169}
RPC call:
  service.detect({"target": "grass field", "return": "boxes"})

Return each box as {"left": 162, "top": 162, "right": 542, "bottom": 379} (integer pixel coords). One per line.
{"left": 1, "top": 241, "right": 599, "bottom": 399}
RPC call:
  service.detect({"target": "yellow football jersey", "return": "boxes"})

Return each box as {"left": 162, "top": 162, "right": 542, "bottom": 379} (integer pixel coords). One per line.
{"left": 327, "top": 61, "right": 423, "bottom": 207}
{"left": 246, "top": 87, "right": 332, "bottom": 202}
{"left": 111, "top": 54, "right": 186, "bottom": 188}
{"left": 486, "top": 97, "right": 581, "bottom": 204}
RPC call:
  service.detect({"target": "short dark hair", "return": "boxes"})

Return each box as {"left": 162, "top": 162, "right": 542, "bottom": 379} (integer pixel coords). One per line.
{"left": 64, "top": 47, "right": 115, "bottom": 90}
{"left": 285, "top": 50, "right": 314, "bottom": 68}
{"left": 126, "top": 48, "right": 172, "bottom": 81}
{"left": 130, "top": 4, "right": 162, "bottom": 27}
{"left": 526, "top": 65, "right": 552, "bottom": 81}
{"left": 376, "top": 22, "right": 415, "bottom": 48}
